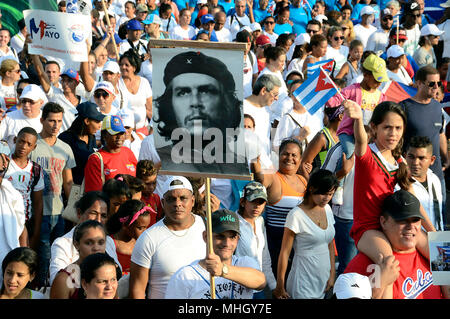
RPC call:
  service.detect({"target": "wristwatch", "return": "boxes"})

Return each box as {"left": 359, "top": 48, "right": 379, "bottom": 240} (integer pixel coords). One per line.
{"left": 221, "top": 263, "right": 229, "bottom": 277}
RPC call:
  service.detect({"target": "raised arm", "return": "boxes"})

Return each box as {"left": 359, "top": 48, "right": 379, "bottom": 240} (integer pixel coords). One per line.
{"left": 30, "top": 53, "right": 51, "bottom": 94}
{"left": 344, "top": 99, "right": 367, "bottom": 157}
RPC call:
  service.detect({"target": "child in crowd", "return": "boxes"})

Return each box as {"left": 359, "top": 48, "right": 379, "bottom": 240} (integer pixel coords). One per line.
{"left": 102, "top": 178, "right": 131, "bottom": 218}
{"left": 136, "top": 159, "right": 163, "bottom": 226}
{"left": 106, "top": 200, "right": 152, "bottom": 275}
{"left": 115, "top": 174, "right": 145, "bottom": 200}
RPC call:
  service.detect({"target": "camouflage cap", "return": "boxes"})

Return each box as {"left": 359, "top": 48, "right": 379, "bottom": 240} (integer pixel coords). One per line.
{"left": 242, "top": 181, "right": 268, "bottom": 202}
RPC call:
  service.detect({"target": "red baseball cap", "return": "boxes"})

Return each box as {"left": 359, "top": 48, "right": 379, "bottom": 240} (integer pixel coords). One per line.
{"left": 256, "top": 35, "right": 271, "bottom": 46}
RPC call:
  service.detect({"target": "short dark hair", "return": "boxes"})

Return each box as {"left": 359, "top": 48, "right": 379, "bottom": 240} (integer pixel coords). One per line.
{"left": 80, "top": 253, "right": 121, "bottom": 284}
{"left": 75, "top": 191, "right": 110, "bottom": 216}
{"left": 17, "top": 126, "right": 38, "bottom": 140}
{"left": 45, "top": 60, "right": 61, "bottom": 71}
{"left": 304, "top": 169, "right": 339, "bottom": 199}
{"left": 42, "top": 102, "right": 64, "bottom": 120}
{"left": 102, "top": 178, "right": 131, "bottom": 200}
{"left": 73, "top": 220, "right": 105, "bottom": 244}
{"left": 279, "top": 137, "right": 303, "bottom": 156}
{"left": 264, "top": 45, "right": 286, "bottom": 62}
{"left": 407, "top": 136, "right": 433, "bottom": 153}
{"left": 119, "top": 49, "right": 142, "bottom": 74}
{"left": 415, "top": 65, "right": 439, "bottom": 82}
{"left": 136, "top": 159, "right": 159, "bottom": 178}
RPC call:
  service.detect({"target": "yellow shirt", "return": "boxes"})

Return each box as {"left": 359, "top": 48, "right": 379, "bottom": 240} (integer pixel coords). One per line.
{"left": 361, "top": 88, "right": 381, "bottom": 124}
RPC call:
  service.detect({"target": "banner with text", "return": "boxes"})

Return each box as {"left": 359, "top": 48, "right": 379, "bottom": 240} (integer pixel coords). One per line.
{"left": 23, "top": 9, "right": 91, "bottom": 62}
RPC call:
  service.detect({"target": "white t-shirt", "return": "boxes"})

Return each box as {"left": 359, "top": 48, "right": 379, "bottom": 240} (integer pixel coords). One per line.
{"left": 46, "top": 86, "right": 85, "bottom": 133}
{"left": 243, "top": 99, "right": 272, "bottom": 157}
{"left": 138, "top": 60, "right": 153, "bottom": 87}
{"left": 387, "top": 66, "right": 413, "bottom": 85}
{"left": 272, "top": 109, "right": 322, "bottom": 150}
{"left": 0, "top": 82, "right": 17, "bottom": 111}
{"left": 118, "top": 76, "right": 152, "bottom": 129}
{"left": 243, "top": 52, "right": 258, "bottom": 99}
{"left": 49, "top": 227, "right": 120, "bottom": 286}
{"left": 119, "top": 39, "right": 149, "bottom": 56}
{"left": 165, "top": 255, "right": 260, "bottom": 299}
{"left": 353, "top": 24, "right": 377, "bottom": 49}
{"left": 4, "top": 159, "right": 45, "bottom": 221}
{"left": 402, "top": 24, "right": 421, "bottom": 57}
{"left": 131, "top": 214, "right": 206, "bottom": 299}
{"left": 365, "top": 29, "right": 389, "bottom": 55}
{"left": 225, "top": 14, "right": 251, "bottom": 40}
{"left": 170, "top": 25, "right": 197, "bottom": 40}
{"left": 215, "top": 28, "right": 233, "bottom": 42}
{"left": 262, "top": 30, "right": 278, "bottom": 46}
{"left": 324, "top": 45, "right": 349, "bottom": 77}
{"left": 161, "top": 17, "right": 177, "bottom": 34}
{"left": 0, "top": 109, "right": 43, "bottom": 150}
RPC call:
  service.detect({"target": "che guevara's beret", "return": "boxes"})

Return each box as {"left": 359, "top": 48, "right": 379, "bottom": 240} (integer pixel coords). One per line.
{"left": 163, "top": 51, "right": 236, "bottom": 92}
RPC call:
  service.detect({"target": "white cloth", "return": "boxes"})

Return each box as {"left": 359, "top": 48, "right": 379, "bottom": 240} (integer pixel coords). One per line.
{"left": 272, "top": 109, "right": 322, "bottom": 150}
{"left": 4, "top": 159, "right": 45, "bottom": 221}
{"left": 170, "top": 25, "right": 197, "bottom": 40}
{"left": 257, "top": 68, "right": 289, "bottom": 124}
{"left": 225, "top": 14, "right": 251, "bottom": 40}
{"left": 210, "top": 178, "right": 233, "bottom": 210}
{"left": 0, "top": 109, "right": 43, "bottom": 150}
{"left": 10, "top": 33, "right": 26, "bottom": 53}
{"left": 353, "top": 24, "right": 377, "bottom": 49}
{"left": 215, "top": 28, "right": 233, "bottom": 42}
{"left": 411, "top": 169, "right": 443, "bottom": 231}
{"left": 165, "top": 255, "right": 259, "bottom": 299}
{"left": 386, "top": 66, "right": 413, "bottom": 85}
{"left": 49, "top": 226, "right": 120, "bottom": 286}
{"left": 365, "top": 29, "right": 389, "bottom": 55}
{"left": 123, "top": 131, "right": 144, "bottom": 160}
{"left": 438, "top": 20, "right": 450, "bottom": 58}
{"left": 243, "top": 99, "right": 272, "bottom": 157}
{"left": 131, "top": 214, "right": 206, "bottom": 299}
{"left": 0, "top": 81, "right": 17, "bottom": 111}
{"left": 46, "top": 86, "right": 85, "bottom": 133}
{"left": 0, "top": 179, "right": 25, "bottom": 284}
{"left": 402, "top": 24, "right": 421, "bottom": 57}
{"left": 138, "top": 60, "right": 153, "bottom": 87}
{"left": 118, "top": 76, "right": 152, "bottom": 130}
{"left": 243, "top": 52, "right": 258, "bottom": 99}
{"left": 235, "top": 214, "right": 277, "bottom": 290}
{"left": 262, "top": 30, "right": 278, "bottom": 46}
{"left": 119, "top": 39, "right": 149, "bottom": 56}
{"left": 324, "top": 45, "right": 349, "bottom": 77}
{"left": 321, "top": 143, "right": 355, "bottom": 220}
{"left": 284, "top": 204, "right": 335, "bottom": 299}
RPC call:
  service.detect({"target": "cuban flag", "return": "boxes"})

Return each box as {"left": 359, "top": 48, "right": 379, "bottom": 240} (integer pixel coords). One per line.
{"left": 306, "top": 59, "right": 335, "bottom": 78}
{"left": 293, "top": 66, "right": 339, "bottom": 115}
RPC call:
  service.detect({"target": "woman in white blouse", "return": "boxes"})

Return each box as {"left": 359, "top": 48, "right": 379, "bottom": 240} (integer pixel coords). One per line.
{"left": 235, "top": 181, "right": 277, "bottom": 299}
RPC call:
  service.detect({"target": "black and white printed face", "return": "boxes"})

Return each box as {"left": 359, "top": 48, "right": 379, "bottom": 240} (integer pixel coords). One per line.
{"left": 171, "top": 73, "right": 222, "bottom": 136}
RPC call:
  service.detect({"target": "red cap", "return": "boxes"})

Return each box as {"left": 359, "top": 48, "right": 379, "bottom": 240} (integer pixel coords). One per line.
{"left": 256, "top": 35, "right": 271, "bottom": 46}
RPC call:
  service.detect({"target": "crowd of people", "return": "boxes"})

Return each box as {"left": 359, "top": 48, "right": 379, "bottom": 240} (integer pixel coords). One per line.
{"left": 0, "top": 0, "right": 449, "bottom": 300}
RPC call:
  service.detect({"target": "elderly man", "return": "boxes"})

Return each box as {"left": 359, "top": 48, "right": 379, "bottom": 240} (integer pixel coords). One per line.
{"left": 129, "top": 176, "right": 207, "bottom": 299}
{"left": 165, "top": 209, "right": 266, "bottom": 299}
{"left": 153, "top": 51, "right": 248, "bottom": 175}
{"left": 214, "top": 11, "right": 232, "bottom": 42}
{"left": 0, "top": 84, "right": 46, "bottom": 149}
{"left": 225, "top": 0, "right": 254, "bottom": 40}
{"left": 345, "top": 190, "right": 450, "bottom": 299}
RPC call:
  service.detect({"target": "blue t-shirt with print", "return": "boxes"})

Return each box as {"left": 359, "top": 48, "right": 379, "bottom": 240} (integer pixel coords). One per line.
{"left": 274, "top": 23, "right": 293, "bottom": 35}
{"left": 289, "top": 5, "right": 310, "bottom": 35}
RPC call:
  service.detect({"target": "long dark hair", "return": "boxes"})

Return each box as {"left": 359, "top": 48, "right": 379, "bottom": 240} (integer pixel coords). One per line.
{"left": 105, "top": 199, "right": 146, "bottom": 234}
{"left": 304, "top": 169, "right": 339, "bottom": 200}
{"left": 370, "top": 101, "right": 411, "bottom": 190}
{"left": 1, "top": 248, "right": 38, "bottom": 294}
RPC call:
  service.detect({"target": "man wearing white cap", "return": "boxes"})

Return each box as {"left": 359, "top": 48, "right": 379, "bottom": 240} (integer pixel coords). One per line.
{"left": 333, "top": 273, "right": 372, "bottom": 299}
{"left": 413, "top": 24, "right": 444, "bottom": 69}
{"left": 353, "top": 6, "right": 377, "bottom": 49}
{"left": 386, "top": 45, "right": 413, "bottom": 85}
{"left": 129, "top": 176, "right": 206, "bottom": 299}
{"left": 0, "top": 84, "right": 46, "bottom": 149}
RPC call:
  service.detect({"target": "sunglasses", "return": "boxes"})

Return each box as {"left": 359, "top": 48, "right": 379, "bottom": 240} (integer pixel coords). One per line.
{"left": 382, "top": 16, "right": 393, "bottom": 21}
{"left": 94, "top": 91, "right": 109, "bottom": 98}
{"left": 341, "top": 27, "right": 349, "bottom": 30}
{"left": 427, "top": 81, "right": 442, "bottom": 88}
{"left": 411, "top": 13, "right": 421, "bottom": 18}
{"left": 10, "top": 69, "right": 21, "bottom": 74}
{"left": 265, "top": 21, "right": 275, "bottom": 24}
{"left": 334, "top": 36, "right": 345, "bottom": 41}
{"left": 307, "top": 29, "right": 319, "bottom": 34}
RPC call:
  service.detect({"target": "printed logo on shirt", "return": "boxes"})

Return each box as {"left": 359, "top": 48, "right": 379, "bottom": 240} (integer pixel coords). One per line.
{"left": 402, "top": 269, "right": 433, "bottom": 299}
{"left": 104, "top": 168, "right": 117, "bottom": 176}
{"left": 126, "top": 164, "right": 135, "bottom": 172}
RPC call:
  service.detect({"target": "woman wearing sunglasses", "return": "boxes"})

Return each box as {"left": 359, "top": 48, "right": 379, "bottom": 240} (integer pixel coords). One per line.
{"left": 0, "top": 59, "right": 21, "bottom": 111}
{"left": 324, "top": 26, "right": 348, "bottom": 77}
{"left": 413, "top": 24, "right": 443, "bottom": 69}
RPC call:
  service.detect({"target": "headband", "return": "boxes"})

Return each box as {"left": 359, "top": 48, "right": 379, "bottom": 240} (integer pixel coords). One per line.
{"left": 119, "top": 206, "right": 156, "bottom": 226}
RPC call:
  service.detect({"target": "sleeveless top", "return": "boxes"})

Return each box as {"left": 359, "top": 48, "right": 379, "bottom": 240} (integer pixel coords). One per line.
{"left": 345, "top": 60, "right": 361, "bottom": 85}
{"left": 318, "top": 127, "right": 339, "bottom": 166}
{"left": 110, "top": 236, "right": 131, "bottom": 276}
{"left": 265, "top": 172, "right": 307, "bottom": 228}
{"left": 58, "top": 268, "right": 82, "bottom": 299}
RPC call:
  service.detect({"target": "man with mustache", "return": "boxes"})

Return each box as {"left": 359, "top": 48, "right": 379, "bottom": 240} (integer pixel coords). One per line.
{"left": 153, "top": 51, "right": 248, "bottom": 176}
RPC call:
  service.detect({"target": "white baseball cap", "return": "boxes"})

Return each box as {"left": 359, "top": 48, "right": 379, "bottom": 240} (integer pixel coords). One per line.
{"left": 314, "top": 14, "right": 328, "bottom": 24}
{"left": 94, "top": 81, "right": 116, "bottom": 96}
{"left": 420, "top": 24, "right": 444, "bottom": 37}
{"left": 333, "top": 273, "right": 372, "bottom": 299}
{"left": 295, "top": 33, "right": 310, "bottom": 46}
{"left": 118, "top": 107, "right": 135, "bottom": 128}
{"left": 387, "top": 44, "right": 405, "bottom": 58}
{"left": 360, "top": 5, "right": 376, "bottom": 16}
{"left": 20, "top": 84, "right": 48, "bottom": 103}
{"left": 162, "top": 176, "right": 193, "bottom": 195}
{"left": 250, "top": 22, "right": 262, "bottom": 32}
{"left": 103, "top": 60, "right": 120, "bottom": 74}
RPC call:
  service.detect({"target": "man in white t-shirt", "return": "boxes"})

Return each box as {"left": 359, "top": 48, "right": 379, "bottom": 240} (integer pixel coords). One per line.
{"left": 366, "top": 8, "right": 394, "bottom": 55}
{"left": 236, "top": 30, "right": 259, "bottom": 98}
{"left": 129, "top": 176, "right": 206, "bottom": 299}
{"left": 0, "top": 84, "right": 46, "bottom": 149}
{"left": 353, "top": 6, "right": 377, "bottom": 49}
{"left": 244, "top": 74, "right": 280, "bottom": 165}
{"left": 225, "top": 0, "right": 253, "bottom": 40}
{"left": 214, "top": 11, "right": 232, "bottom": 42}
{"left": 165, "top": 209, "right": 265, "bottom": 299}
{"left": 4, "top": 127, "right": 44, "bottom": 251}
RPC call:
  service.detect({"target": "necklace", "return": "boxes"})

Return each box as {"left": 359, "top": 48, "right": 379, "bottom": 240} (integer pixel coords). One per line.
{"left": 164, "top": 214, "right": 195, "bottom": 237}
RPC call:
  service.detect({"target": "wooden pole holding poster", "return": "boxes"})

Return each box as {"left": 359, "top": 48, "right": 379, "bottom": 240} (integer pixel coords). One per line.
{"left": 100, "top": 0, "right": 120, "bottom": 61}
{"left": 150, "top": 39, "right": 253, "bottom": 299}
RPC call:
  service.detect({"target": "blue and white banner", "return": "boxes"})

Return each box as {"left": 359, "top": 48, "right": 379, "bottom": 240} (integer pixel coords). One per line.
{"left": 293, "top": 67, "right": 338, "bottom": 115}
{"left": 23, "top": 9, "right": 91, "bottom": 62}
